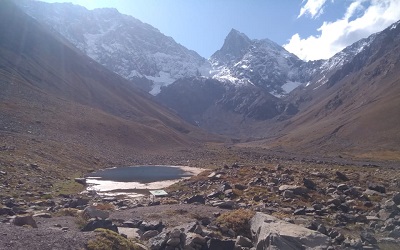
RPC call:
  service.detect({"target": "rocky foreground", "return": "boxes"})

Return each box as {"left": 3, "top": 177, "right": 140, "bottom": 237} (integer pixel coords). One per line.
{"left": 1, "top": 159, "right": 400, "bottom": 249}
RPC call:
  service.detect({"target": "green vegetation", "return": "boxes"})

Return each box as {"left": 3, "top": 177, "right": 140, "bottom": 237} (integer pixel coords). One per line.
{"left": 53, "top": 177, "right": 85, "bottom": 196}
{"left": 86, "top": 228, "right": 144, "bottom": 250}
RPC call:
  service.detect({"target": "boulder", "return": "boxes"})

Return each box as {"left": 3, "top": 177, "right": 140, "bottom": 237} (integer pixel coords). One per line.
{"left": 337, "top": 184, "right": 349, "bottom": 191}
{"left": 166, "top": 237, "right": 180, "bottom": 247}
{"left": 184, "top": 232, "right": 206, "bottom": 249}
{"left": 282, "top": 190, "right": 295, "bottom": 199}
{"left": 303, "top": 178, "right": 317, "bottom": 190}
{"left": 140, "top": 220, "right": 163, "bottom": 231}
{"left": 207, "top": 238, "right": 235, "bottom": 250}
{"left": 207, "top": 191, "right": 223, "bottom": 199}
{"left": 74, "top": 178, "right": 86, "bottom": 185}
{"left": 368, "top": 183, "right": 386, "bottom": 193}
{"left": 234, "top": 184, "right": 247, "bottom": 190}
{"left": 393, "top": 192, "right": 400, "bottom": 205}
{"left": 123, "top": 219, "right": 142, "bottom": 228}
{"left": 279, "top": 185, "right": 307, "bottom": 195}
{"left": 0, "top": 207, "right": 14, "bottom": 216}
{"left": 83, "top": 206, "right": 109, "bottom": 219}
{"left": 235, "top": 235, "right": 252, "bottom": 248}
{"left": 185, "top": 195, "right": 206, "bottom": 204}
{"left": 66, "top": 197, "right": 89, "bottom": 208}
{"left": 12, "top": 214, "right": 38, "bottom": 228}
{"left": 250, "top": 212, "right": 331, "bottom": 249}
{"left": 141, "top": 230, "right": 159, "bottom": 240}
{"left": 212, "top": 200, "right": 237, "bottom": 209}
{"left": 148, "top": 232, "right": 167, "bottom": 250}
{"left": 336, "top": 171, "right": 349, "bottom": 181}
{"left": 293, "top": 208, "right": 306, "bottom": 215}
{"left": 169, "top": 228, "right": 181, "bottom": 238}
{"left": 388, "top": 226, "right": 400, "bottom": 238}
{"left": 224, "top": 189, "right": 234, "bottom": 198}
{"left": 81, "top": 218, "right": 118, "bottom": 233}
{"left": 360, "top": 231, "right": 377, "bottom": 244}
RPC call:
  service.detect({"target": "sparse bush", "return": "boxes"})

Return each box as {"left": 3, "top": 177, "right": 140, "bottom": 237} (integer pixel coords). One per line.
{"left": 75, "top": 213, "right": 89, "bottom": 230}
{"left": 54, "top": 208, "right": 80, "bottom": 217}
{"left": 86, "top": 228, "right": 144, "bottom": 250}
{"left": 41, "top": 193, "right": 53, "bottom": 199}
{"left": 216, "top": 209, "right": 255, "bottom": 238}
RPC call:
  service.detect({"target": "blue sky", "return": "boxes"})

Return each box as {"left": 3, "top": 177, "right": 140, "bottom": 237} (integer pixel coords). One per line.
{"left": 39, "top": 0, "right": 400, "bottom": 61}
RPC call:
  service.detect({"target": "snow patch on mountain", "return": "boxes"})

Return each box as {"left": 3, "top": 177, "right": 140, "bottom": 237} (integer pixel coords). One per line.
{"left": 210, "top": 29, "right": 304, "bottom": 96}
{"left": 18, "top": 0, "right": 211, "bottom": 94}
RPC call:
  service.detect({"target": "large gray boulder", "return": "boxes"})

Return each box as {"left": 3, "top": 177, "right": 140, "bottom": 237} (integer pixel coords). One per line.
{"left": 278, "top": 185, "right": 307, "bottom": 195}
{"left": 250, "top": 212, "right": 331, "bottom": 249}
{"left": 81, "top": 218, "right": 118, "bottom": 233}
{"left": 83, "top": 206, "right": 109, "bottom": 219}
{"left": 12, "top": 214, "right": 38, "bottom": 228}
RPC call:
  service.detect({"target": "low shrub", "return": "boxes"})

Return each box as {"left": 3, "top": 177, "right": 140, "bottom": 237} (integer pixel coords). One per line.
{"left": 216, "top": 209, "right": 255, "bottom": 238}
{"left": 86, "top": 228, "right": 144, "bottom": 250}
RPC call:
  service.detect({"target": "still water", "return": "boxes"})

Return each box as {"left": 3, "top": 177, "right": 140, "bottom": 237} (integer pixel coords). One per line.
{"left": 85, "top": 165, "right": 203, "bottom": 197}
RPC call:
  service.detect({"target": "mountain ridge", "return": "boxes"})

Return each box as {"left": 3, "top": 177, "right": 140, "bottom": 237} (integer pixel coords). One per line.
{"left": 17, "top": 0, "right": 211, "bottom": 94}
{"left": 0, "top": 0, "right": 212, "bottom": 180}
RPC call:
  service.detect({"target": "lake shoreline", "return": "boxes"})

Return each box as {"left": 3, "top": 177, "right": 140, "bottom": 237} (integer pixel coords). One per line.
{"left": 84, "top": 165, "right": 205, "bottom": 197}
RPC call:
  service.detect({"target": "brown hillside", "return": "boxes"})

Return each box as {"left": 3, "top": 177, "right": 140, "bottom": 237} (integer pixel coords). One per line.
{"left": 0, "top": 1, "right": 210, "bottom": 187}
{"left": 250, "top": 25, "right": 400, "bottom": 161}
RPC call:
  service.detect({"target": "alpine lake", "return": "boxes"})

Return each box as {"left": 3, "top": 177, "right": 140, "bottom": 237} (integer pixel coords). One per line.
{"left": 85, "top": 165, "right": 204, "bottom": 198}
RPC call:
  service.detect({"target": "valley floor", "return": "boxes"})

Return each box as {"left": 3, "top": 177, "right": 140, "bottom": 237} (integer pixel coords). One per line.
{"left": 1, "top": 144, "right": 400, "bottom": 249}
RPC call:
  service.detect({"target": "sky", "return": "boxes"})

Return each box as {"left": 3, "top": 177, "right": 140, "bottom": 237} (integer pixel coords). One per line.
{"left": 39, "top": 0, "right": 400, "bottom": 61}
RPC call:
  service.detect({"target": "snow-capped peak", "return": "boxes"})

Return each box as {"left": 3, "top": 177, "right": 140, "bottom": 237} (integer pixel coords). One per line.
{"left": 18, "top": 0, "right": 211, "bottom": 95}
{"left": 210, "top": 29, "right": 304, "bottom": 96}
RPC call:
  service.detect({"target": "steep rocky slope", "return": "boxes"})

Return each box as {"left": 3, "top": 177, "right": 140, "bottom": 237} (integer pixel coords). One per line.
{"left": 0, "top": 0, "right": 209, "bottom": 191}
{"left": 252, "top": 20, "right": 400, "bottom": 160}
{"left": 17, "top": 0, "right": 210, "bottom": 94}
{"left": 11, "top": 0, "right": 400, "bottom": 159}
{"left": 210, "top": 29, "right": 304, "bottom": 96}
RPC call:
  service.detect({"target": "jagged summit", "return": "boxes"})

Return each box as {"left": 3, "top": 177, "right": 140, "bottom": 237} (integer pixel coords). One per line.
{"left": 211, "top": 29, "right": 252, "bottom": 65}
{"left": 210, "top": 29, "right": 304, "bottom": 95}
{"left": 17, "top": 0, "right": 211, "bottom": 95}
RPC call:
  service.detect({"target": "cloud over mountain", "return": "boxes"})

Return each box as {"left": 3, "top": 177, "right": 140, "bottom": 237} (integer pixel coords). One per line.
{"left": 286, "top": 0, "right": 400, "bottom": 61}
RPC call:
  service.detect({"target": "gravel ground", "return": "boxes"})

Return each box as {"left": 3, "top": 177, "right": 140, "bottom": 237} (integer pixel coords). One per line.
{"left": 0, "top": 204, "right": 228, "bottom": 250}
{"left": 0, "top": 217, "right": 95, "bottom": 250}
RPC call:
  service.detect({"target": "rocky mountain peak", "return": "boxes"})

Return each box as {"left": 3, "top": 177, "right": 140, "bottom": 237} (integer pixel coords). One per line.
{"left": 211, "top": 28, "right": 252, "bottom": 66}
{"left": 17, "top": 0, "right": 211, "bottom": 95}
{"left": 210, "top": 29, "right": 304, "bottom": 96}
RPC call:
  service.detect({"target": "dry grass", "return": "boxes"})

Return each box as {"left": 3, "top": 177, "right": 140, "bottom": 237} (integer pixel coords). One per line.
{"left": 86, "top": 228, "right": 144, "bottom": 250}
{"left": 216, "top": 209, "right": 255, "bottom": 238}
{"left": 54, "top": 208, "right": 81, "bottom": 217}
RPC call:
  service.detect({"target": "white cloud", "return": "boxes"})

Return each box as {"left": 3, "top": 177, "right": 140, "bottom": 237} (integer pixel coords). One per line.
{"left": 285, "top": 0, "right": 400, "bottom": 61}
{"left": 298, "top": 0, "right": 329, "bottom": 19}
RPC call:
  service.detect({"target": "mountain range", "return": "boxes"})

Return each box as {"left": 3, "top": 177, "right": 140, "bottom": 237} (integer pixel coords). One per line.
{"left": 4, "top": 0, "right": 400, "bottom": 162}
{"left": 17, "top": 0, "right": 211, "bottom": 95}
{"left": 1, "top": 1, "right": 400, "bottom": 248}
{"left": 0, "top": 0, "right": 212, "bottom": 179}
